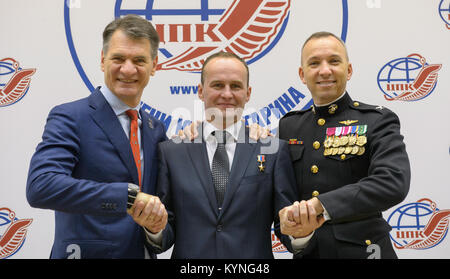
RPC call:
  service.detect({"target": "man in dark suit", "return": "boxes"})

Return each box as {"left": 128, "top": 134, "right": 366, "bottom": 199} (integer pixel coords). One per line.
{"left": 26, "top": 15, "right": 168, "bottom": 258}
{"left": 278, "top": 32, "right": 410, "bottom": 258}
{"left": 146, "top": 52, "right": 299, "bottom": 259}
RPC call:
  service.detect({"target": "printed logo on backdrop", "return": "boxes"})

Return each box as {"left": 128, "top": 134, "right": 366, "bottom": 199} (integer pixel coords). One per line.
{"left": 387, "top": 198, "right": 450, "bottom": 250}
{"left": 0, "top": 208, "right": 33, "bottom": 259}
{"left": 0, "top": 58, "right": 36, "bottom": 108}
{"left": 377, "top": 54, "right": 442, "bottom": 102}
{"left": 271, "top": 228, "right": 287, "bottom": 253}
{"left": 439, "top": 0, "right": 450, "bottom": 29}
{"left": 140, "top": 0, "right": 291, "bottom": 72}
{"left": 65, "top": 0, "right": 349, "bottom": 133}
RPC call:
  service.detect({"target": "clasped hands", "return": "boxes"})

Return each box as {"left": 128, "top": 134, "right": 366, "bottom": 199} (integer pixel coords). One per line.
{"left": 279, "top": 198, "right": 326, "bottom": 238}
{"left": 127, "top": 192, "right": 167, "bottom": 234}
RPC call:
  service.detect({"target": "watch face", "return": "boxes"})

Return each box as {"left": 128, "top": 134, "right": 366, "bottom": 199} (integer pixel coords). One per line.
{"left": 128, "top": 184, "right": 139, "bottom": 192}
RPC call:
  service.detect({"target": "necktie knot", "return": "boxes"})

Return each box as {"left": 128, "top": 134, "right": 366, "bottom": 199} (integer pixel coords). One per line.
{"left": 212, "top": 130, "right": 230, "bottom": 145}
{"left": 126, "top": 109, "right": 138, "bottom": 121}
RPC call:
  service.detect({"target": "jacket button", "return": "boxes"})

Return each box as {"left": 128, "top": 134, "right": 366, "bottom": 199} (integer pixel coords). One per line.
{"left": 317, "top": 118, "right": 326, "bottom": 126}
{"left": 311, "top": 165, "right": 319, "bottom": 174}
{"left": 312, "top": 190, "right": 319, "bottom": 197}
{"left": 217, "top": 224, "right": 223, "bottom": 232}
{"left": 313, "top": 141, "right": 321, "bottom": 150}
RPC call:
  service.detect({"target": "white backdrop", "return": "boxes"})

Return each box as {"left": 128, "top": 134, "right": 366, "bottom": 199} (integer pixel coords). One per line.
{"left": 1, "top": 0, "right": 449, "bottom": 259}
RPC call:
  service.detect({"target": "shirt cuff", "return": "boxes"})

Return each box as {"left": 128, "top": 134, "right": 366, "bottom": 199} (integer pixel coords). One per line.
{"left": 322, "top": 205, "right": 331, "bottom": 221}
{"left": 144, "top": 227, "right": 163, "bottom": 248}
{"left": 290, "top": 231, "right": 314, "bottom": 253}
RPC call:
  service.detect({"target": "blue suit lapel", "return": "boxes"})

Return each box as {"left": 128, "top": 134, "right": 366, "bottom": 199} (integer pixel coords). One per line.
{"left": 88, "top": 88, "right": 139, "bottom": 185}
{"left": 220, "top": 126, "right": 257, "bottom": 215}
{"left": 140, "top": 108, "right": 158, "bottom": 194}
{"left": 186, "top": 124, "right": 219, "bottom": 215}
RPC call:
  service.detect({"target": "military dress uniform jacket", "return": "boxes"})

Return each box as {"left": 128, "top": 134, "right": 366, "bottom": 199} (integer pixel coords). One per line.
{"left": 278, "top": 92, "right": 410, "bottom": 259}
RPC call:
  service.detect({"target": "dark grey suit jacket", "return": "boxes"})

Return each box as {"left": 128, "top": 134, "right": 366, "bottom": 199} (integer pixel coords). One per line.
{"left": 150, "top": 125, "right": 297, "bottom": 259}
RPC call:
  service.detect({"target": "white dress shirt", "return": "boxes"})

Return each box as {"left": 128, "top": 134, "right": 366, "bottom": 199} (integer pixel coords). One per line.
{"left": 202, "top": 120, "right": 242, "bottom": 171}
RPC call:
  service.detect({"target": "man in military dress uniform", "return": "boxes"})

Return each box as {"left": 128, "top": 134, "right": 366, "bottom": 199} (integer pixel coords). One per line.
{"left": 278, "top": 32, "right": 411, "bottom": 258}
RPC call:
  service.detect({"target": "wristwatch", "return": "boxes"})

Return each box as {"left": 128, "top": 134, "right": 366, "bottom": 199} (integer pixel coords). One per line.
{"left": 127, "top": 184, "right": 140, "bottom": 210}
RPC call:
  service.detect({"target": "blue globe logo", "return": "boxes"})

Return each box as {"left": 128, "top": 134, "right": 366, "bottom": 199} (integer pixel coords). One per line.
{"left": 439, "top": 0, "right": 450, "bottom": 27}
{"left": 377, "top": 54, "right": 438, "bottom": 102}
{"left": 387, "top": 199, "right": 448, "bottom": 250}
{"left": 0, "top": 61, "right": 17, "bottom": 88}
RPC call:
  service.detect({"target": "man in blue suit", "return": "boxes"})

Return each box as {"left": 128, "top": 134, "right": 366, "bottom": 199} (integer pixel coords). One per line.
{"left": 146, "top": 52, "right": 298, "bottom": 259}
{"left": 26, "top": 15, "right": 168, "bottom": 258}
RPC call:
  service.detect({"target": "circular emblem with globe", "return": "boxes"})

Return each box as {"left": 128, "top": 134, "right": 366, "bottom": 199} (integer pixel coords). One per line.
{"left": 0, "top": 58, "right": 36, "bottom": 107}
{"left": 64, "top": 0, "right": 349, "bottom": 135}
{"left": 378, "top": 56, "right": 431, "bottom": 101}
{"left": 0, "top": 208, "right": 33, "bottom": 259}
{"left": 387, "top": 199, "right": 449, "bottom": 250}
{"left": 438, "top": 0, "right": 450, "bottom": 27}
{"left": 114, "top": 0, "right": 291, "bottom": 72}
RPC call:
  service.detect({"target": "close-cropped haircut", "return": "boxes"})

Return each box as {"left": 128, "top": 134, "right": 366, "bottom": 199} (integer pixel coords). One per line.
{"left": 200, "top": 52, "right": 250, "bottom": 87}
{"left": 301, "top": 31, "right": 349, "bottom": 63}
{"left": 102, "top": 14, "right": 160, "bottom": 59}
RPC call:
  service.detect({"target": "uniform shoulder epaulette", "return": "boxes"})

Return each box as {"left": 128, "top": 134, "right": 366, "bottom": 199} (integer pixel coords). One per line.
{"left": 350, "top": 100, "right": 387, "bottom": 114}
{"left": 282, "top": 106, "right": 313, "bottom": 119}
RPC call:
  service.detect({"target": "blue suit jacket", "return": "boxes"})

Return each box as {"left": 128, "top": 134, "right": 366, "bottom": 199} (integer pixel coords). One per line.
{"left": 26, "top": 87, "right": 167, "bottom": 258}
{"left": 152, "top": 125, "right": 298, "bottom": 259}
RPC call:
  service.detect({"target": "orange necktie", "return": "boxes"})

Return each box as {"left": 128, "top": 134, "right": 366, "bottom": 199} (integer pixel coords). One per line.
{"left": 126, "top": 109, "right": 142, "bottom": 188}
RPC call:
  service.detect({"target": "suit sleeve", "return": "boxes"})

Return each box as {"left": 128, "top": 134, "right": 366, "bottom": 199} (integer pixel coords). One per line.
{"left": 272, "top": 139, "right": 299, "bottom": 253}
{"left": 26, "top": 105, "right": 128, "bottom": 215}
{"left": 318, "top": 109, "right": 411, "bottom": 222}
{"left": 146, "top": 142, "right": 176, "bottom": 254}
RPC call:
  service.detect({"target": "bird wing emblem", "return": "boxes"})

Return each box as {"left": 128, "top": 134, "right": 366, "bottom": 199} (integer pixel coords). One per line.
{"left": 384, "top": 59, "right": 441, "bottom": 102}
{"left": 409, "top": 64, "right": 442, "bottom": 100}
{"left": 0, "top": 218, "right": 33, "bottom": 259}
{"left": 0, "top": 68, "right": 36, "bottom": 106}
{"left": 157, "top": 0, "right": 290, "bottom": 71}
{"left": 395, "top": 209, "right": 450, "bottom": 250}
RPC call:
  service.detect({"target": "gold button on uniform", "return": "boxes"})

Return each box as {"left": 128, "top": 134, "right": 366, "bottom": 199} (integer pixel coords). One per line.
{"left": 340, "top": 154, "right": 346, "bottom": 160}
{"left": 365, "top": 240, "right": 372, "bottom": 246}
{"left": 313, "top": 141, "right": 321, "bottom": 150}
{"left": 311, "top": 165, "right": 319, "bottom": 174}
{"left": 353, "top": 101, "right": 360, "bottom": 107}
{"left": 312, "top": 190, "right": 319, "bottom": 197}
{"left": 317, "top": 118, "right": 325, "bottom": 126}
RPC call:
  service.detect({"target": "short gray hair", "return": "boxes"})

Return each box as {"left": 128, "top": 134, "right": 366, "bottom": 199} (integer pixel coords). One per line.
{"left": 102, "top": 14, "right": 160, "bottom": 59}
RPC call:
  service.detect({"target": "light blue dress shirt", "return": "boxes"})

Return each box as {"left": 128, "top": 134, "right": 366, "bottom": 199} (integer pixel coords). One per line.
{"left": 99, "top": 85, "right": 144, "bottom": 177}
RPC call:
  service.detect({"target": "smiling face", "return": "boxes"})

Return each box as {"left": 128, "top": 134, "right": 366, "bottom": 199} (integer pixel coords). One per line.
{"left": 299, "top": 35, "right": 353, "bottom": 105}
{"left": 101, "top": 29, "right": 158, "bottom": 107}
{"left": 198, "top": 56, "right": 251, "bottom": 129}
